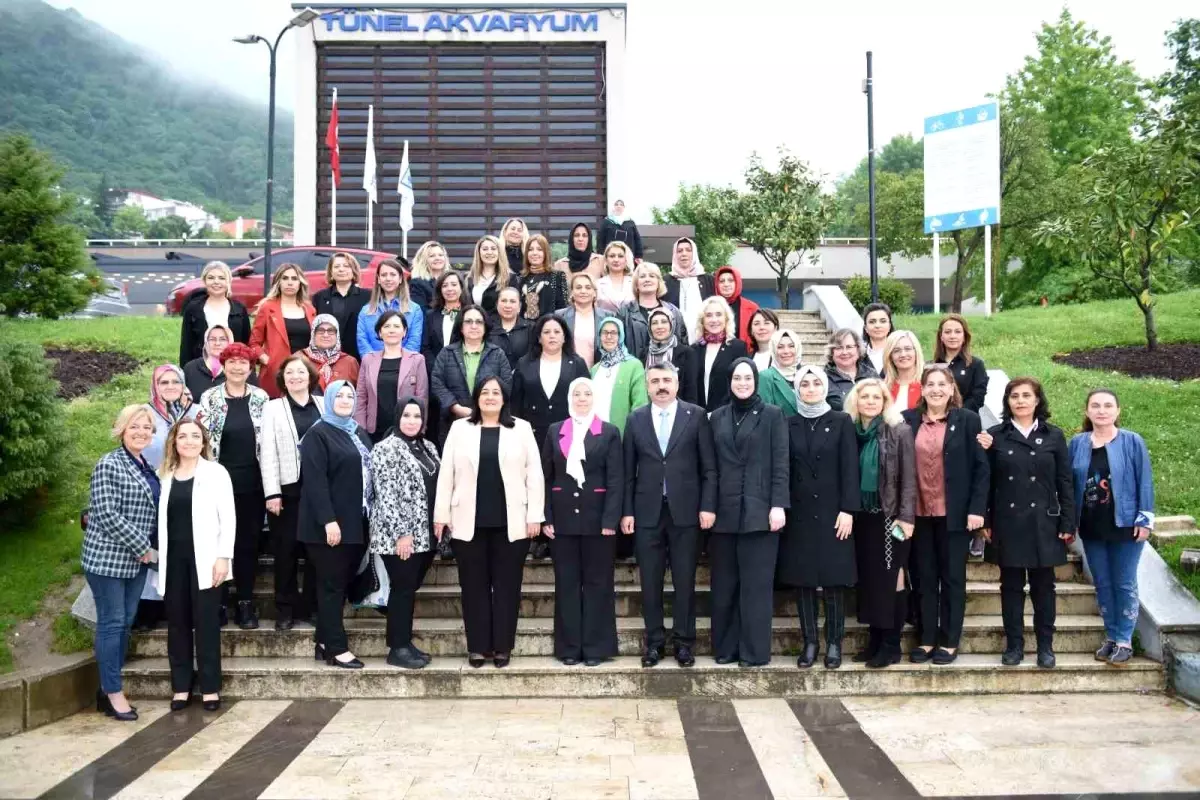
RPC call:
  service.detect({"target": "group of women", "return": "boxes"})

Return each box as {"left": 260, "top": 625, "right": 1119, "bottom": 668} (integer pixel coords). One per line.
{"left": 81, "top": 231, "right": 1155, "bottom": 722}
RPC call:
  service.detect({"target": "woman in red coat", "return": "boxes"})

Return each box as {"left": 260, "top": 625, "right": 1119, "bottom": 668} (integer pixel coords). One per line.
{"left": 713, "top": 266, "right": 760, "bottom": 352}
{"left": 251, "top": 263, "right": 316, "bottom": 399}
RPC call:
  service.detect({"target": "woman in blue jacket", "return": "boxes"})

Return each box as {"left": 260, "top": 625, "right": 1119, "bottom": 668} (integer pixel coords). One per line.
{"left": 1068, "top": 388, "right": 1155, "bottom": 667}
{"left": 356, "top": 258, "right": 423, "bottom": 355}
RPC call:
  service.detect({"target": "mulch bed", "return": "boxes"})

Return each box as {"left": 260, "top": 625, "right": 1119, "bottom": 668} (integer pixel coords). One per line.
{"left": 45, "top": 348, "right": 140, "bottom": 399}
{"left": 1052, "top": 342, "right": 1200, "bottom": 382}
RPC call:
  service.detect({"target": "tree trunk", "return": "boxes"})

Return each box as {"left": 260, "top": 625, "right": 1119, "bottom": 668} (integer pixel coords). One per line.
{"left": 777, "top": 274, "right": 790, "bottom": 309}
{"left": 952, "top": 251, "right": 968, "bottom": 313}
{"left": 1143, "top": 303, "right": 1158, "bottom": 351}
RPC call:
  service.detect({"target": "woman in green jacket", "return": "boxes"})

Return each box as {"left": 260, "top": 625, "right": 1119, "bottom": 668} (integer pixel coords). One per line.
{"left": 590, "top": 317, "right": 648, "bottom": 435}
{"left": 757, "top": 328, "right": 802, "bottom": 416}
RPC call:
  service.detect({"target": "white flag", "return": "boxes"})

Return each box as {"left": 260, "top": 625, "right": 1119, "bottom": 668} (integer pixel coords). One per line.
{"left": 362, "top": 104, "right": 377, "bottom": 205}
{"left": 398, "top": 140, "right": 415, "bottom": 233}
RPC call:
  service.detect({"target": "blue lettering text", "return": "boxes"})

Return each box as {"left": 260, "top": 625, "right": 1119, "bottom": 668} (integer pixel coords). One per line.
{"left": 508, "top": 14, "right": 529, "bottom": 32}
{"left": 486, "top": 14, "right": 509, "bottom": 32}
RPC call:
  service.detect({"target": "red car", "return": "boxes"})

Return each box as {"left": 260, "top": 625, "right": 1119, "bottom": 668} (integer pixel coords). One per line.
{"left": 165, "top": 246, "right": 397, "bottom": 313}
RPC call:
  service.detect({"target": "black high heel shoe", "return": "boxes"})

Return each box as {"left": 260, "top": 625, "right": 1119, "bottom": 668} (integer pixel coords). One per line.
{"left": 493, "top": 653, "right": 510, "bottom": 668}
{"left": 170, "top": 695, "right": 192, "bottom": 713}
{"left": 326, "top": 654, "right": 365, "bottom": 669}
{"left": 202, "top": 697, "right": 221, "bottom": 712}
{"left": 468, "top": 653, "right": 487, "bottom": 668}
{"left": 96, "top": 690, "right": 137, "bottom": 715}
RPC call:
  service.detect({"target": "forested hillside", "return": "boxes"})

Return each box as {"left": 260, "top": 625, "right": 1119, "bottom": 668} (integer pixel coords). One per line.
{"left": 0, "top": 0, "right": 293, "bottom": 218}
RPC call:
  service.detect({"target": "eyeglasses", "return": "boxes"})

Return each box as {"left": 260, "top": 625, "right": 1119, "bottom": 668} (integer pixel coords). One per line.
{"left": 463, "top": 319, "right": 484, "bottom": 326}
{"left": 315, "top": 327, "right": 337, "bottom": 335}
{"left": 892, "top": 347, "right": 915, "bottom": 355}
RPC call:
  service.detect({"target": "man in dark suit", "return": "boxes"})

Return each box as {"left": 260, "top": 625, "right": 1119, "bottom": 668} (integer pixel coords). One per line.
{"left": 621, "top": 362, "right": 718, "bottom": 667}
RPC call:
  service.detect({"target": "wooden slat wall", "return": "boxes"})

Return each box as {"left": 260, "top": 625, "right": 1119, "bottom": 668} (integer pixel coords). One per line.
{"left": 315, "top": 42, "right": 608, "bottom": 263}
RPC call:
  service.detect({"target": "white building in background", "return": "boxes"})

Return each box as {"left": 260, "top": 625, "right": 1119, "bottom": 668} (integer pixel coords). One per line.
{"left": 118, "top": 190, "right": 221, "bottom": 234}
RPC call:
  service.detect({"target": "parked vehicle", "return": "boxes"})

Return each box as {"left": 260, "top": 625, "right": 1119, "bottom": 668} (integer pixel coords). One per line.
{"left": 164, "top": 246, "right": 397, "bottom": 314}
{"left": 71, "top": 276, "right": 132, "bottom": 318}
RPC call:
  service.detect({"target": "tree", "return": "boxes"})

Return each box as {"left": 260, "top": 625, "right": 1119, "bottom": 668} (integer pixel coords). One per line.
{"left": 112, "top": 204, "right": 149, "bottom": 237}
{"left": 1008, "top": 9, "right": 1143, "bottom": 168}
{"left": 90, "top": 172, "right": 117, "bottom": 235}
{"left": 1036, "top": 110, "right": 1200, "bottom": 350}
{"left": 0, "top": 134, "right": 98, "bottom": 318}
{"left": 146, "top": 214, "right": 192, "bottom": 239}
{"left": 829, "top": 134, "right": 924, "bottom": 237}
{"left": 1160, "top": 18, "right": 1200, "bottom": 123}
{"left": 651, "top": 184, "right": 736, "bottom": 270}
{"left": 708, "top": 149, "right": 835, "bottom": 308}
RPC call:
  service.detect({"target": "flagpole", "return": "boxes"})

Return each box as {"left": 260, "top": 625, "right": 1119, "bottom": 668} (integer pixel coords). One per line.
{"left": 331, "top": 168, "right": 337, "bottom": 246}
{"left": 367, "top": 197, "right": 373, "bottom": 250}
{"left": 402, "top": 230, "right": 408, "bottom": 260}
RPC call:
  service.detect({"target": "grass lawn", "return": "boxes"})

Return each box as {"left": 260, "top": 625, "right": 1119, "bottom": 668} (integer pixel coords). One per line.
{"left": 896, "top": 289, "right": 1200, "bottom": 519}
{"left": 1154, "top": 534, "right": 1200, "bottom": 603}
{"left": 0, "top": 316, "right": 180, "bottom": 671}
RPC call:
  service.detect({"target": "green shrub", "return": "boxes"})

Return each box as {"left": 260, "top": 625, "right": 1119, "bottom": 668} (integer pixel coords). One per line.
{"left": 0, "top": 342, "right": 69, "bottom": 505}
{"left": 843, "top": 273, "right": 914, "bottom": 315}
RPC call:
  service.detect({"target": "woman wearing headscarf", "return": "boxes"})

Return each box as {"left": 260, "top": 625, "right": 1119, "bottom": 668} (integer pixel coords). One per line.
{"left": 302, "top": 315, "right": 360, "bottom": 391}
{"left": 541, "top": 377, "right": 623, "bottom": 666}
{"left": 298, "top": 380, "right": 373, "bottom": 669}
{"left": 554, "top": 222, "right": 604, "bottom": 278}
{"left": 260, "top": 354, "right": 324, "bottom": 630}
{"left": 756, "top": 330, "right": 801, "bottom": 417}
{"left": 713, "top": 265, "right": 760, "bottom": 352}
{"left": 370, "top": 397, "right": 441, "bottom": 669}
{"left": 844, "top": 379, "right": 916, "bottom": 669}
{"left": 136, "top": 363, "right": 198, "bottom": 631}
{"left": 708, "top": 359, "right": 789, "bottom": 666}
{"left": 778, "top": 366, "right": 860, "bottom": 669}
{"left": 182, "top": 325, "right": 260, "bottom": 402}
{"left": 590, "top": 317, "right": 648, "bottom": 435}
{"left": 663, "top": 238, "right": 714, "bottom": 343}
{"left": 643, "top": 307, "right": 699, "bottom": 405}
{"left": 597, "top": 199, "right": 643, "bottom": 260}
{"left": 145, "top": 365, "right": 198, "bottom": 469}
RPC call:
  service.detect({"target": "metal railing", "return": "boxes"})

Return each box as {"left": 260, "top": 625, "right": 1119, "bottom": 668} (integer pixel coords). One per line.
{"left": 86, "top": 238, "right": 294, "bottom": 248}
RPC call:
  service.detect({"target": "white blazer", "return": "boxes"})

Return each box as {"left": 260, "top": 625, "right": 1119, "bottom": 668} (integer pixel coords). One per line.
{"left": 434, "top": 417, "right": 545, "bottom": 543}
{"left": 155, "top": 458, "right": 237, "bottom": 594}
{"left": 260, "top": 394, "right": 326, "bottom": 497}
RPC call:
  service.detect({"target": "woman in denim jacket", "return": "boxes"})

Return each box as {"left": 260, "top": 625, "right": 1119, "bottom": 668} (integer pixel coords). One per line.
{"left": 1068, "top": 388, "right": 1155, "bottom": 667}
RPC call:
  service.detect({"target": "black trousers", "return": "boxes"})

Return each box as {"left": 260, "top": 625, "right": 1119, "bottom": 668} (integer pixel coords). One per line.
{"left": 454, "top": 528, "right": 530, "bottom": 655}
{"left": 1000, "top": 565, "right": 1057, "bottom": 649}
{"left": 709, "top": 531, "right": 778, "bottom": 664}
{"left": 308, "top": 540, "right": 364, "bottom": 658}
{"left": 552, "top": 535, "right": 618, "bottom": 660}
{"left": 636, "top": 499, "right": 700, "bottom": 650}
{"left": 268, "top": 486, "right": 316, "bottom": 618}
{"left": 231, "top": 489, "right": 266, "bottom": 603}
{"left": 382, "top": 550, "right": 435, "bottom": 649}
{"left": 798, "top": 586, "right": 848, "bottom": 647}
{"left": 869, "top": 590, "right": 910, "bottom": 654}
{"left": 913, "top": 516, "right": 969, "bottom": 648}
{"left": 164, "top": 552, "right": 223, "bottom": 695}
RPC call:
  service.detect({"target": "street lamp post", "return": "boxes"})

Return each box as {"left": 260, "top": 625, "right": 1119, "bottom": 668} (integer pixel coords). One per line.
{"left": 235, "top": 8, "right": 320, "bottom": 296}
{"left": 863, "top": 51, "right": 879, "bottom": 304}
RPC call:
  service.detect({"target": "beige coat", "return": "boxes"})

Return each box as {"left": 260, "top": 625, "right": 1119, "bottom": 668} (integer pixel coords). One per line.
{"left": 434, "top": 417, "right": 545, "bottom": 542}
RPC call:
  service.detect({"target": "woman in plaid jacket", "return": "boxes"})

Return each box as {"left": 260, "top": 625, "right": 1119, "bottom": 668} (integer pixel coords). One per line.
{"left": 83, "top": 404, "right": 160, "bottom": 722}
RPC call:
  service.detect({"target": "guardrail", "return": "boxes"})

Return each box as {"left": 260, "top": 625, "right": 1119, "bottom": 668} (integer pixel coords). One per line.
{"left": 86, "top": 239, "right": 294, "bottom": 248}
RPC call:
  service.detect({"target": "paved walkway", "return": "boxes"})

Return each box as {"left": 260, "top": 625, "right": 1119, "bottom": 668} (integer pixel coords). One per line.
{"left": 0, "top": 693, "right": 1197, "bottom": 799}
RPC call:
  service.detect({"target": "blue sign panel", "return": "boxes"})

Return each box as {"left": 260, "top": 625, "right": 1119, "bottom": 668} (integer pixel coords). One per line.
{"left": 923, "top": 102, "right": 1000, "bottom": 234}
{"left": 924, "top": 207, "right": 999, "bottom": 234}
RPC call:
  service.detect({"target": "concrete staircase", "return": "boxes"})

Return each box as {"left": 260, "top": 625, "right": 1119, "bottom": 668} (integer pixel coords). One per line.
{"left": 122, "top": 552, "right": 1165, "bottom": 698}
{"left": 771, "top": 310, "right": 829, "bottom": 361}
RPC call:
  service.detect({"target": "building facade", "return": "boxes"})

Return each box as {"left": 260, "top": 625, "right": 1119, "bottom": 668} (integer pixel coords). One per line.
{"left": 292, "top": 3, "right": 628, "bottom": 261}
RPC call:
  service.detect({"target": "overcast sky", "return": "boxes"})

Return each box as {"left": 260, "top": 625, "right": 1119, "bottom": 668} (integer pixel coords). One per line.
{"left": 46, "top": 0, "right": 1195, "bottom": 218}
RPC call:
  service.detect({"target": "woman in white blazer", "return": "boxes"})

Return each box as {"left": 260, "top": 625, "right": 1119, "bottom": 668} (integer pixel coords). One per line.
{"left": 260, "top": 354, "right": 325, "bottom": 629}
{"left": 434, "top": 376, "right": 545, "bottom": 668}
{"left": 155, "top": 418, "right": 235, "bottom": 713}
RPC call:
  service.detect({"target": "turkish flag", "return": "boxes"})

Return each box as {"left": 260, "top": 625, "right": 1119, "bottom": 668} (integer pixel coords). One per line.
{"left": 325, "top": 87, "right": 340, "bottom": 186}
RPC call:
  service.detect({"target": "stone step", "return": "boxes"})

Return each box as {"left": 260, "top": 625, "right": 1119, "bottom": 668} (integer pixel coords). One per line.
{"left": 1156, "top": 515, "right": 1196, "bottom": 532}
{"left": 129, "top": 614, "right": 1108, "bottom": 659}
{"left": 248, "top": 579, "right": 1097, "bottom": 620}
{"left": 255, "top": 555, "right": 1085, "bottom": 588}
{"left": 121, "top": 652, "right": 1163, "bottom": 699}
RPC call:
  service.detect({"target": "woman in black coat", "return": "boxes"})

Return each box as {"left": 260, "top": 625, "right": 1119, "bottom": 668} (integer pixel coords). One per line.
{"left": 297, "top": 380, "right": 373, "bottom": 670}
{"left": 429, "top": 305, "right": 513, "bottom": 447}
{"left": 901, "top": 365, "right": 990, "bottom": 665}
{"left": 933, "top": 314, "right": 988, "bottom": 414}
{"left": 778, "top": 365, "right": 860, "bottom": 669}
{"left": 512, "top": 315, "right": 592, "bottom": 449}
{"left": 178, "top": 262, "right": 251, "bottom": 365}
{"left": 421, "top": 271, "right": 465, "bottom": 452}
{"left": 708, "top": 359, "right": 789, "bottom": 666}
{"left": 597, "top": 200, "right": 643, "bottom": 260}
{"left": 488, "top": 287, "right": 534, "bottom": 370}
{"left": 311, "top": 252, "right": 372, "bottom": 360}
{"left": 978, "top": 377, "right": 1075, "bottom": 668}
{"left": 542, "top": 377, "right": 624, "bottom": 666}
{"left": 691, "top": 296, "right": 748, "bottom": 412}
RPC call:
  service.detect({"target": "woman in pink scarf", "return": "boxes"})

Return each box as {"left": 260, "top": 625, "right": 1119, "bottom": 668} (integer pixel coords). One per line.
{"left": 663, "top": 238, "right": 714, "bottom": 344}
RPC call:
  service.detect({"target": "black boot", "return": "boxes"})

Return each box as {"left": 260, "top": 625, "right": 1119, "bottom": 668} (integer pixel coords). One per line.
{"left": 796, "top": 642, "right": 818, "bottom": 669}
{"left": 824, "top": 642, "right": 842, "bottom": 669}
{"left": 853, "top": 627, "right": 883, "bottom": 663}
{"left": 866, "top": 629, "right": 901, "bottom": 669}
{"left": 387, "top": 647, "right": 427, "bottom": 669}
{"left": 1001, "top": 640, "right": 1024, "bottom": 666}
{"left": 235, "top": 600, "right": 259, "bottom": 630}
{"left": 1036, "top": 636, "right": 1056, "bottom": 669}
